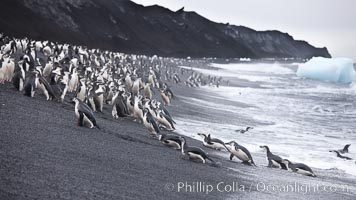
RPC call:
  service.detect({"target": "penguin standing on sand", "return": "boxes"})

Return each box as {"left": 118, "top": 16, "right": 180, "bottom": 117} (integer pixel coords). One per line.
{"left": 260, "top": 145, "right": 287, "bottom": 170}
{"left": 12, "top": 62, "right": 26, "bottom": 91}
{"left": 125, "top": 74, "right": 133, "bottom": 90}
{"left": 163, "top": 83, "right": 175, "bottom": 99}
{"left": 0, "top": 57, "right": 15, "bottom": 83}
{"left": 112, "top": 91, "right": 129, "bottom": 118}
{"left": 126, "top": 93, "right": 134, "bottom": 116}
{"left": 94, "top": 84, "right": 105, "bottom": 112}
{"left": 43, "top": 60, "right": 53, "bottom": 77}
{"left": 35, "top": 73, "right": 58, "bottom": 101}
{"left": 73, "top": 98, "right": 99, "bottom": 129}
{"left": 76, "top": 79, "right": 87, "bottom": 101}
{"left": 133, "top": 95, "right": 144, "bottom": 122}
{"left": 156, "top": 109, "right": 176, "bottom": 131}
{"left": 143, "top": 82, "right": 152, "bottom": 99}
{"left": 159, "top": 89, "right": 171, "bottom": 106}
{"left": 131, "top": 78, "right": 142, "bottom": 96}
{"left": 225, "top": 141, "right": 256, "bottom": 166}
{"left": 23, "top": 71, "right": 38, "bottom": 97}
{"left": 143, "top": 108, "right": 160, "bottom": 137}
{"left": 281, "top": 159, "right": 316, "bottom": 177}
{"left": 179, "top": 136, "right": 216, "bottom": 164}
{"left": 86, "top": 85, "right": 105, "bottom": 112}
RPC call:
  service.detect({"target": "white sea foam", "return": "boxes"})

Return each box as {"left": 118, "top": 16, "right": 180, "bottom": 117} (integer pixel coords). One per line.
{"left": 177, "top": 63, "right": 356, "bottom": 177}
{"left": 211, "top": 63, "right": 295, "bottom": 75}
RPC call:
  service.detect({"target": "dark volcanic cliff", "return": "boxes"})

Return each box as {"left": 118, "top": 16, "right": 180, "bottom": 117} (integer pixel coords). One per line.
{"left": 0, "top": 0, "right": 331, "bottom": 58}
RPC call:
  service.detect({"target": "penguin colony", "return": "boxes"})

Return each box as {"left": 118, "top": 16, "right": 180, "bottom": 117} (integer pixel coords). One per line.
{"left": 0, "top": 33, "right": 353, "bottom": 178}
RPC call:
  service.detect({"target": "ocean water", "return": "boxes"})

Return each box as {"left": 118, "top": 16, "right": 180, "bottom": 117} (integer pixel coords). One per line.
{"left": 176, "top": 63, "right": 356, "bottom": 177}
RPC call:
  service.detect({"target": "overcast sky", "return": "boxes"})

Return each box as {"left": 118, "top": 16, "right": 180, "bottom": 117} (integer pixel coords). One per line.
{"left": 132, "top": 0, "right": 356, "bottom": 59}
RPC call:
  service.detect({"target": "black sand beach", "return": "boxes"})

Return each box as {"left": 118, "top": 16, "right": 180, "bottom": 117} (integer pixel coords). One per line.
{"left": 1, "top": 73, "right": 355, "bottom": 200}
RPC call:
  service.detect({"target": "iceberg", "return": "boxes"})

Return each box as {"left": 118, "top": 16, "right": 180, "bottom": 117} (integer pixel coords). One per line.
{"left": 296, "top": 57, "right": 356, "bottom": 84}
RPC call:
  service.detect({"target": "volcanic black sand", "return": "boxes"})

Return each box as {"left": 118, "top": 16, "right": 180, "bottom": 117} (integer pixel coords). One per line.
{"left": 1, "top": 75, "right": 356, "bottom": 199}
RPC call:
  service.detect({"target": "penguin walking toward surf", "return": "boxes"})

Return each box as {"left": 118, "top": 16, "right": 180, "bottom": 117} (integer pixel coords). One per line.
{"left": 156, "top": 109, "right": 176, "bottom": 131}
{"left": 158, "top": 133, "right": 182, "bottom": 149}
{"left": 225, "top": 141, "right": 256, "bottom": 166}
{"left": 282, "top": 159, "right": 317, "bottom": 177}
{"left": 197, "top": 133, "right": 229, "bottom": 151}
{"left": 260, "top": 145, "right": 287, "bottom": 170}
{"left": 179, "top": 136, "right": 220, "bottom": 166}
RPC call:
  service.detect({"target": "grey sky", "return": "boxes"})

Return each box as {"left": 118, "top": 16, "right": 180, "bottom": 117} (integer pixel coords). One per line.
{"left": 132, "top": 0, "right": 356, "bottom": 59}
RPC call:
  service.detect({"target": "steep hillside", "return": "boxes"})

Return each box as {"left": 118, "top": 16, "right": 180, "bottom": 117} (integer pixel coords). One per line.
{"left": 0, "top": 0, "right": 331, "bottom": 58}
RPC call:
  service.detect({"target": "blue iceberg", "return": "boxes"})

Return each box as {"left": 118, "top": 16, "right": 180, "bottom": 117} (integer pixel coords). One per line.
{"left": 296, "top": 57, "right": 355, "bottom": 84}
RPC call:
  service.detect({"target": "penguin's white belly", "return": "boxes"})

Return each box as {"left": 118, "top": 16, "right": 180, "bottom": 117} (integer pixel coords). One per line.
{"left": 0, "top": 69, "right": 4, "bottom": 82}
{"left": 271, "top": 160, "right": 281, "bottom": 168}
{"left": 89, "top": 98, "right": 96, "bottom": 111}
{"left": 77, "top": 88, "right": 86, "bottom": 101}
{"left": 112, "top": 105, "right": 118, "bottom": 118}
{"left": 61, "top": 86, "right": 68, "bottom": 101}
{"left": 235, "top": 150, "right": 249, "bottom": 162}
{"left": 83, "top": 114, "right": 94, "bottom": 128}
{"left": 161, "top": 94, "right": 170, "bottom": 105}
{"left": 37, "top": 82, "right": 49, "bottom": 100}
{"left": 158, "top": 117, "right": 173, "bottom": 130}
{"left": 69, "top": 77, "right": 78, "bottom": 92}
{"left": 296, "top": 168, "right": 313, "bottom": 176}
{"left": 230, "top": 148, "right": 239, "bottom": 155}
{"left": 164, "top": 140, "right": 181, "bottom": 149}
{"left": 75, "top": 108, "right": 80, "bottom": 118}
{"left": 134, "top": 107, "right": 143, "bottom": 121}
{"left": 97, "top": 95, "right": 103, "bottom": 110}
{"left": 150, "top": 110, "right": 157, "bottom": 120}
{"left": 132, "top": 84, "right": 139, "bottom": 95}
{"left": 19, "top": 79, "right": 24, "bottom": 91}
{"left": 43, "top": 65, "right": 52, "bottom": 76}
{"left": 187, "top": 152, "right": 204, "bottom": 162}
{"left": 128, "top": 104, "right": 134, "bottom": 115}
{"left": 144, "top": 119, "right": 155, "bottom": 133}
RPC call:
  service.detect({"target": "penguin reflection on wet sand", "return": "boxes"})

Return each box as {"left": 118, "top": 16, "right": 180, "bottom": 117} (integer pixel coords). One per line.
{"left": 260, "top": 145, "right": 287, "bottom": 170}
{"left": 282, "top": 159, "right": 317, "bottom": 177}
